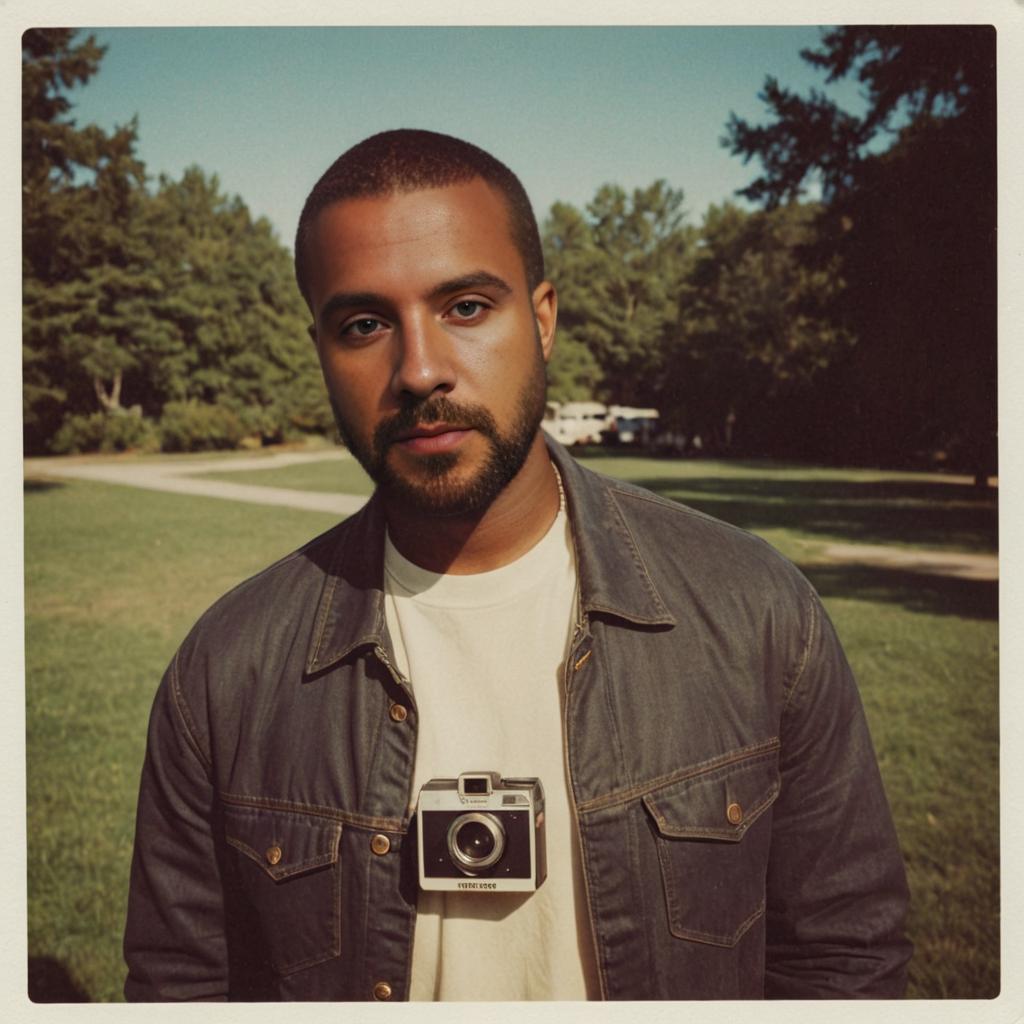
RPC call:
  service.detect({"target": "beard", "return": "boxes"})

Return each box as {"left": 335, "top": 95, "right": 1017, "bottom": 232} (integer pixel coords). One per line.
{"left": 331, "top": 358, "right": 547, "bottom": 518}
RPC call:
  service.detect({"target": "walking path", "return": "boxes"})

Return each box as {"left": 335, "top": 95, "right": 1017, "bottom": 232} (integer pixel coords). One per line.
{"left": 24, "top": 451, "right": 997, "bottom": 581}
{"left": 23, "top": 449, "right": 369, "bottom": 516}
{"left": 805, "top": 543, "right": 997, "bottom": 582}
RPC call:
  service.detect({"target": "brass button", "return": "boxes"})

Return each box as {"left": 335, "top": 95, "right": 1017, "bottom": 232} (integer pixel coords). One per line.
{"left": 371, "top": 833, "right": 391, "bottom": 856}
{"left": 389, "top": 703, "right": 408, "bottom": 723}
{"left": 373, "top": 981, "right": 393, "bottom": 1001}
{"left": 726, "top": 802, "right": 743, "bottom": 825}
{"left": 265, "top": 845, "right": 283, "bottom": 865}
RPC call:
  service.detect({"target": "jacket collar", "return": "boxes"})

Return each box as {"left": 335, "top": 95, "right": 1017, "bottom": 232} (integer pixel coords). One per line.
{"left": 547, "top": 440, "right": 675, "bottom": 629}
{"left": 304, "top": 438, "right": 675, "bottom": 675}
{"left": 304, "top": 488, "right": 389, "bottom": 676}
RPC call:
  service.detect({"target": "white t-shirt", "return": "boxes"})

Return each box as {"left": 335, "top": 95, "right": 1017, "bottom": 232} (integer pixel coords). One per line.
{"left": 383, "top": 507, "right": 599, "bottom": 1000}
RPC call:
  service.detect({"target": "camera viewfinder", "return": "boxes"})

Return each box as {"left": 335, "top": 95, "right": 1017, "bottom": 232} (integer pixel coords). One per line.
{"left": 461, "top": 775, "right": 490, "bottom": 795}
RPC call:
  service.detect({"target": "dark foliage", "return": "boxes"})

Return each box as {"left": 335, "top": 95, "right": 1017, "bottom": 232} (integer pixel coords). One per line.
{"left": 724, "top": 26, "right": 996, "bottom": 478}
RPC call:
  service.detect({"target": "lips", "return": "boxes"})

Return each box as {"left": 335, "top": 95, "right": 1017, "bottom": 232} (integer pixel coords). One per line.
{"left": 393, "top": 423, "right": 472, "bottom": 454}
{"left": 373, "top": 397, "right": 497, "bottom": 460}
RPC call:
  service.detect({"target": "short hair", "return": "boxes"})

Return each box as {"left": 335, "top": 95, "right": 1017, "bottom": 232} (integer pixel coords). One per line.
{"left": 294, "top": 129, "right": 544, "bottom": 308}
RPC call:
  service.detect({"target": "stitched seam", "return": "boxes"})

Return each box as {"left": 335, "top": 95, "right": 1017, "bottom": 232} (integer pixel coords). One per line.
{"left": 648, "top": 780, "right": 781, "bottom": 839}
{"left": 307, "top": 509, "right": 384, "bottom": 673}
{"left": 577, "top": 737, "right": 781, "bottom": 815}
{"left": 605, "top": 489, "right": 672, "bottom": 620}
{"left": 318, "top": 634, "right": 383, "bottom": 674}
{"left": 782, "top": 586, "right": 818, "bottom": 713}
{"left": 309, "top": 571, "right": 338, "bottom": 669}
{"left": 583, "top": 601, "right": 672, "bottom": 625}
{"left": 224, "top": 834, "right": 328, "bottom": 877}
{"left": 168, "top": 650, "right": 213, "bottom": 776}
{"left": 203, "top": 520, "right": 345, "bottom": 636}
{"left": 224, "top": 829, "right": 340, "bottom": 876}
{"left": 609, "top": 484, "right": 780, "bottom": 550}
{"left": 670, "top": 899, "right": 766, "bottom": 947}
{"left": 220, "top": 791, "right": 407, "bottom": 833}
{"left": 224, "top": 834, "right": 263, "bottom": 865}
{"left": 607, "top": 482, "right": 807, "bottom": 596}
{"left": 576, "top": 819, "right": 608, "bottom": 999}
{"left": 359, "top": 657, "right": 389, "bottom": 813}
{"left": 329, "top": 828, "right": 342, "bottom": 960}
{"left": 626, "top": 795, "right": 657, "bottom": 990}
{"left": 596, "top": 640, "right": 635, "bottom": 798}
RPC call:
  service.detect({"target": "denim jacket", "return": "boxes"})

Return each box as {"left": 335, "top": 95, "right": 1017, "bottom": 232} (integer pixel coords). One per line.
{"left": 124, "top": 441, "right": 911, "bottom": 1000}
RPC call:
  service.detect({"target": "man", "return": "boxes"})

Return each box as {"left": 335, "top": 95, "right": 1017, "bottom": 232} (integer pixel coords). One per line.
{"left": 124, "top": 129, "right": 911, "bottom": 1001}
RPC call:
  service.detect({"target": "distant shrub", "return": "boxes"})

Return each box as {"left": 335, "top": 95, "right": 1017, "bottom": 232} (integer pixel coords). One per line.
{"left": 228, "top": 389, "right": 336, "bottom": 446}
{"left": 159, "top": 400, "right": 247, "bottom": 452}
{"left": 51, "top": 409, "right": 160, "bottom": 455}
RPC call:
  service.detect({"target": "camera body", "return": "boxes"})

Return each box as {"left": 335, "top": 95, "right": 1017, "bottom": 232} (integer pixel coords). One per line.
{"left": 416, "top": 772, "right": 546, "bottom": 893}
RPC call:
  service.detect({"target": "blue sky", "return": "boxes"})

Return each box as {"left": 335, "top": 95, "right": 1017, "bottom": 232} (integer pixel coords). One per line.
{"left": 67, "top": 26, "right": 867, "bottom": 248}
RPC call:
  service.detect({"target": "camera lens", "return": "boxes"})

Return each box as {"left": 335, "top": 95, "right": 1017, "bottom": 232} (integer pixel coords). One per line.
{"left": 455, "top": 821, "right": 495, "bottom": 859}
{"left": 447, "top": 813, "right": 505, "bottom": 873}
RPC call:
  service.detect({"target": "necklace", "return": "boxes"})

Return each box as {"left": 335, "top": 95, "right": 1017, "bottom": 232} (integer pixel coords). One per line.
{"left": 552, "top": 462, "right": 566, "bottom": 514}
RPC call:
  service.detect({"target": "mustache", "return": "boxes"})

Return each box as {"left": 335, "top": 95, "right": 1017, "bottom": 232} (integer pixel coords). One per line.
{"left": 373, "top": 397, "right": 500, "bottom": 452}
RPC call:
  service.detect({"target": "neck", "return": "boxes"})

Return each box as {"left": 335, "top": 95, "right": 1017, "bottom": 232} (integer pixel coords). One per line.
{"left": 383, "top": 434, "right": 560, "bottom": 575}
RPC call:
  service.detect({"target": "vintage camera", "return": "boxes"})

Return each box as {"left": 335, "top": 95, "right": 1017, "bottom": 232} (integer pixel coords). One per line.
{"left": 416, "top": 772, "right": 547, "bottom": 892}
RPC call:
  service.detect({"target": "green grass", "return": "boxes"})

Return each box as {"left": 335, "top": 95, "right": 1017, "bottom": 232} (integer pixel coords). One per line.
{"left": 197, "top": 455, "right": 375, "bottom": 495}
{"left": 24, "top": 479, "right": 339, "bottom": 1002}
{"left": 24, "top": 452, "right": 998, "bottom": 1000}
{"left": 194, "top": 450, "right": 998, "bottom": 555}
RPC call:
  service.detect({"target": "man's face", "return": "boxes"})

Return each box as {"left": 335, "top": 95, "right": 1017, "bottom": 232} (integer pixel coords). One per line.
{"left": 304, "top": 178, "right": 556, "bottom": 516}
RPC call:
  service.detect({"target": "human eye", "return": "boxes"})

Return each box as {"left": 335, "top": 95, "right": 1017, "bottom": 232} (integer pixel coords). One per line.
{"left": 446, "top": 299, "right": 489, "bottom": 323}
{"left": 339, "top": 316, "right": 388, "bottom": 342}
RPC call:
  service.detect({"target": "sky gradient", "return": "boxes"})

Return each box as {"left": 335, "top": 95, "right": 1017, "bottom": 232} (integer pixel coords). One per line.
{"left": 67, "top": 26, "right": 868, "bottom": 247}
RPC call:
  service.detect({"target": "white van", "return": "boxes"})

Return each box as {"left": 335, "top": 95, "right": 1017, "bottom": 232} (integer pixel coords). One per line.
{"left": 541, "top": 401, "right": 611, "bottom": 446}
{"left": 606, "top": 406, "right": 660, "bottom": 446}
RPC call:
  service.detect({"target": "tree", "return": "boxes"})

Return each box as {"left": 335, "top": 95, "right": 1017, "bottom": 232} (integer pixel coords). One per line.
{"left": 124, "top": 167, "right": 330, "bottom": 442}
{"left": 22, "top": 31, "right": 332, "bottom": 452}
{"left": 23, "top": 28, "right": 150, "bottom": 450}
{"left": 724, "top": 26, "right": 996, "bottom": 478}
{"left": 543, "top": 183, "right": 694, "bottom": 405}
{"left": 667, "top": 202, "right": 849, "bottom": 450}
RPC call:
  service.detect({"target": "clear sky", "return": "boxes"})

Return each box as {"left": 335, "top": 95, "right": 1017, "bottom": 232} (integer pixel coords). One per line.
{"left": 66, "top": 26, "right": 868, "bottom": 248}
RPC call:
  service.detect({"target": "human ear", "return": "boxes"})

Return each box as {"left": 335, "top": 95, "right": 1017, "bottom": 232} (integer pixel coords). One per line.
{"left": 531, "top": 281, "right": 558, "bottom": 363}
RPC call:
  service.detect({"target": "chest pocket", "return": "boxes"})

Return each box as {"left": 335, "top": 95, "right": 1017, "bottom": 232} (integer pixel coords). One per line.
{"left": 642, "top": 746, "right": 780, "bottom": 948}
{"left": 223, "top": 803, "right": 343, "bottom": 975}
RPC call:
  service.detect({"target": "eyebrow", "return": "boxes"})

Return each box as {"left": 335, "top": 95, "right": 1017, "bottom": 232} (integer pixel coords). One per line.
{"left": 426, "top": 271, "right": 512, "bottom": 301}
{"left": 317, "top": 270, "right": 513, "bottom": 325}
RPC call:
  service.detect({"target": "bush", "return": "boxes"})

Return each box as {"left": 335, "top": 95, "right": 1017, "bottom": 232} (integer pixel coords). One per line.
{"left": 51, "top": 409, "right": 160, "bottom": 455}
{"left": 158, "top": 400, "right": 247, "bottom": 452}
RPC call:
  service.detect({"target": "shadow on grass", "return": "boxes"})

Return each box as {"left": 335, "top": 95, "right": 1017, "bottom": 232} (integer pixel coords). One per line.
{"left": 24, "top": 479, "right": 65, "bottom": 493}
{"left": 28, "top": 956, "right": 90, "bottom": 1002}
{"left": 628, "top": 475, "right": 997, "bottom": 552}
{"left": 798, "top": 563, "right": 998, "bottom": 621}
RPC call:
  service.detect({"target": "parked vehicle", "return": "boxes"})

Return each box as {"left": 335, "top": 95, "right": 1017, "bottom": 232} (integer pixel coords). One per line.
{"left": 601, "top": 406, "right": 660, "bottom": 447}
{"left": 541, "top": 401, "right": 611, "bottom": 446}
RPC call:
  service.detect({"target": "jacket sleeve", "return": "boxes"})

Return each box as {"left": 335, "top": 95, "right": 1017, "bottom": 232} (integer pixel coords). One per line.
{"left": 123, "top": 649, "right": 231, "bottom": 1001}
{"left": 764, "top": 589, "right": 913, "bottom": 997}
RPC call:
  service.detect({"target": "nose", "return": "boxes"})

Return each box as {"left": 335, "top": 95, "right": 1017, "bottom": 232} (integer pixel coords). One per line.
{"left": 389, "top": 312, "right": 455, "bottom": 401}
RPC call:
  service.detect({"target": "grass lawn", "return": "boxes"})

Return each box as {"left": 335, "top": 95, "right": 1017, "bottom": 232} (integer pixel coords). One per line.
{"left": 196, "top": 449, "right": 998, "bottom": 556}
{"left": 198, "top": 453, "right": 376, "bottom": 496}
{"left": 24, "top": 451, "right": 998, "bottom": 1000}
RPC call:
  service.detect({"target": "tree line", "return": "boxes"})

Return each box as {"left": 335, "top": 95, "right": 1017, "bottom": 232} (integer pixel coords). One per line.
{"left": 23, "top": 27, "right": 996, "bottom": 480}
{"left": 23, "top": 29, "right": 331, "bottom": 456}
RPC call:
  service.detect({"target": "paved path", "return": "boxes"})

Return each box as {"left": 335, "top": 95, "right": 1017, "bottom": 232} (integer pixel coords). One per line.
{"left": 23, "top": 450, "right": 369, "bottom": 516}
{"left": 24, "top": 452, "right": 997, "bottom": 580}
{"left": 807, "top": 542, "right": 997, "bottom": 582}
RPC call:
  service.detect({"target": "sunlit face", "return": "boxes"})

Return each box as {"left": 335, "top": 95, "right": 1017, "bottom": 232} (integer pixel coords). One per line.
{"left": 304, "top": 178, "right": 556, "bottom": 516}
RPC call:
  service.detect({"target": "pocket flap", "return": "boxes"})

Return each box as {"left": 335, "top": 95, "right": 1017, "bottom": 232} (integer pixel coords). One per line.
{"left": 642, "top": 749, "right": 780, "bottom": 842}
{"left": 223, "top": 803, "right": 342, "bottom": 881}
